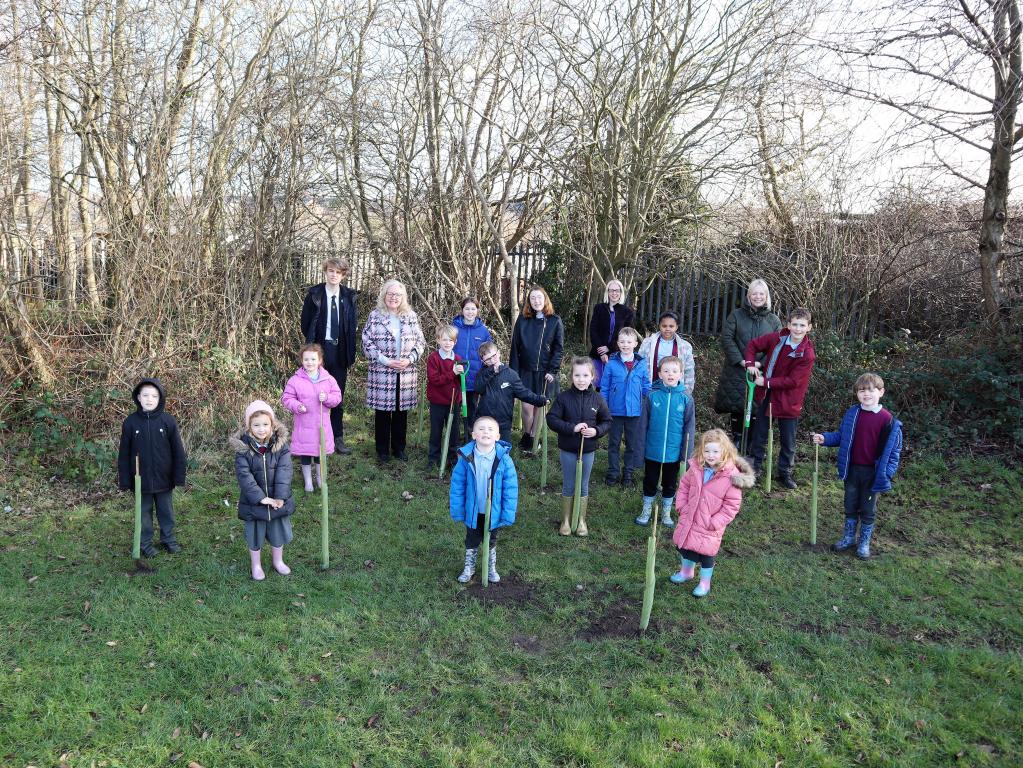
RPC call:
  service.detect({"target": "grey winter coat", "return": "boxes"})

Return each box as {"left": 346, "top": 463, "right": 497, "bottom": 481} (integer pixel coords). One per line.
{"left": 713, "top": 298, "right": 782, "bottom": 415}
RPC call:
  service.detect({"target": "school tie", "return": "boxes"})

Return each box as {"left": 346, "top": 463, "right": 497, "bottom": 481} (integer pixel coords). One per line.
{"left": 330, "top": 295, "right": 340, "bottom": 342}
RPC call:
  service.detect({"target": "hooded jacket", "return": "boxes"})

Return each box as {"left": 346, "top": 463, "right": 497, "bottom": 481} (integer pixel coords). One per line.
{"left": 821, "top": 405, "right": 904, "bottom": 493}
{"left": 546, "top": 385, "right": 612, "bottom": 454}
{"left": 638, "top": 379, "right": 695, "bottom": 464}
{"left": 230, "top": 424, "right": 296, "bottom": 522}
{"left": 117, "top": 378, "right": 187, "bottom": 493}
{"left": 713, "top": 298, "right": 782, "bottom": 414}
{"left": 509, "top": 313, "right": 565, "bottom": 375}
{"left": 449, "top": 440, "right": 518, "bottom": 529}
{"left": 474, "top": 364, "right": 547, "bottom": 427}
{"left": 452, "top": 315, "right": 493, "bottom": 391}
{"left": 672, "top": 456, "right": 755, "bottom": 556}
{"left": 600, "top": 352, "right": 651, "bottom": 417}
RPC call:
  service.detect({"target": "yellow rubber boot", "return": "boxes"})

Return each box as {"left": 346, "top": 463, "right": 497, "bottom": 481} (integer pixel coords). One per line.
{"left": 560, "top": 496, "right": 572, "bottom": 536}
{"left": 576, "top": 497, "right": 589, "bottom": 537}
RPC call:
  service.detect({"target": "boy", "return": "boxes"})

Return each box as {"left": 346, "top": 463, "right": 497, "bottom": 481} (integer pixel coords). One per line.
{"left": 744, "top": 307, "right": 816, "bottom": 489}
{"left": 474, "top": 341, "right": 549, "bottom": 444}
{"left": 117, "top": 378, "right": 188, "bottom": 556}
{"left": 600, "top": 327, "right": 651, "bottom": 488}
{"left": 426, "top": 325, "right": 465, "bottom": 470}
{"left": 449, "top": 415, "right": 519, "bottom": 584}
{"left": 813, "top": 373, "right": 903, "bottom": 559}
{"left": 636, "top": 356, "right": 695, "bottom": 528}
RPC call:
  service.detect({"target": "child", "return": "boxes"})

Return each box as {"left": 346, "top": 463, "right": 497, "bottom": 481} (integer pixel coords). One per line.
{"left": 230, "top": 400, "right": 296, "bottom": 581}
{"left": 600, "top": 327, "right": 651, "bottom": 487}
{"left": 744, "top": 307, "right": 816, "bottom": 489}
{"left": 281, "top": 344, "right": 343, "bottom": 492}
{"left": 812, "top": 373, "right": 903, "bottom": 559}
{"left": 547, "top": 357, "right": 612, "bottom": 536}
{"left": 636, "top": 357, "right": 695, "bottom": 529}
{"left": 117, "top": 378, "right": 187, "bottom": 557}
{"left": 449, "top": 416, "right": 519, "bottom": 583}
{"left": 670, "top": 429, "right": 754, "bottom": 597}
{"left": 426, "top": 325, "right": 466, "bottom": 470}
{"left": 474, "top": 341, "right": 550, "bottom": 444}
{"left": 638, "top": 311, "right": 696, "bottom": 394}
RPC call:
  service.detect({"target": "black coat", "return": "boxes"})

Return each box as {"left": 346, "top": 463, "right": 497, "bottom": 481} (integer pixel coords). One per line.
{"left": 713, "top": 299, "right": 782, "bottom": 414}
{"left": 509, "top": 314, "right": 565, "bottom": 375}
{"left": 474, "top": 365, "right": 548, "bottom": 427}
{"left": 117, "top": 378, "right": 187, "bottom": 493}
{"left": 230, "top": 427, "right": 296, "bottom": 522}
{"left": 300, "top": 283, "right": 358, "bottom": 366}
{"left": 546, "top": 385, "right": 612, "bottom": 454}
{"left": 589, "top": 302, "right": 635, "bottom": 358}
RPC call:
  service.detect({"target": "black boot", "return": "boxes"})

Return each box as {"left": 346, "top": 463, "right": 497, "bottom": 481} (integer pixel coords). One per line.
{"left": 777, "top": 471, "right": 797, "bottom": 490}
{"left": 519, "top": 433, "right": 534, "bottom": 453}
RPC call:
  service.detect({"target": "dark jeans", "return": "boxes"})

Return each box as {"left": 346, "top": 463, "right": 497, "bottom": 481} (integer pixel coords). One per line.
{"left": 679, "top": 547, "right": 715, "bottom": 569}
{"left": 429, "top": 402, "right": 462, "bottom": 463}
{"left": 464, "top": 513, "right": 499, "bottom": 549}
{"left": 607, "top": 415, "right": 642, "bottom": 478}
{"left": 749, "top": 394, "right": 798, "bottom": 474}
{"left": 322, "top": 341, "right": 350, "bottom": 443}
{"left": 374, "top": 409, "right": 409, "bottom": 456}
{"left": 843, "top": 464, "right": 878, "bottom": 524}
{"left": 643, "top": 459, "right": 681, "bottom": 498}
{"left": 141, "top": 491, "right": 176, "bottom": 546}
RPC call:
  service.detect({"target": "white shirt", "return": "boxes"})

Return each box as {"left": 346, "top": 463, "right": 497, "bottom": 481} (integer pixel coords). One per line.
{"left": 324, "top": 285, "right": 342, "bottom": 342}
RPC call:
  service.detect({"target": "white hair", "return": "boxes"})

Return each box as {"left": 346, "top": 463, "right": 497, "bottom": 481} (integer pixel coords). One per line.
{"left": 376, "top": 279, "right": 413, "bottom": 316}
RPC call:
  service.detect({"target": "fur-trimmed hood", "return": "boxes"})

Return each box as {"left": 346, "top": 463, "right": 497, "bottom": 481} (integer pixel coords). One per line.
{"left": 229, "top": 423, "right": 291, "bottom": 455}
{"left": 729, "top": 456, "right": 756, "bottom": 488}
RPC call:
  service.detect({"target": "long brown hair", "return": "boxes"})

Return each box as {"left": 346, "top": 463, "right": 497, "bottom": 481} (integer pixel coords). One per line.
{"left": 522, "top": 285, "right": 555, "bottom": 317}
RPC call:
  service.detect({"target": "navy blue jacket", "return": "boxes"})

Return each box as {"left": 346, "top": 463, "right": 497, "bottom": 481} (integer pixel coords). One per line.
{"left": 117, "top": 378, "right": 187, "bottom": 493}
{"left": 639, "top": 380, "right": 695, "bottom": 464}
{"left": 600, "top": 352, "right": 651, "bottom": 417}
{"left": 301, "top": 283, "right": 358, "bottom": 366}
{"left": 230, "top": 427, "right": 296, "bottom": 521}
{"left": 474, "top": 365, "right": 547, "bottom": 427}
{"left": 821, "top": 406, "right": 903, "bottom": 493}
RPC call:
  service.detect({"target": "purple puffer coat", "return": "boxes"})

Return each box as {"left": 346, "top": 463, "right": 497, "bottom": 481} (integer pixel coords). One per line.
{"left": 281, "top": 367, "right": 343, "bottom": 457}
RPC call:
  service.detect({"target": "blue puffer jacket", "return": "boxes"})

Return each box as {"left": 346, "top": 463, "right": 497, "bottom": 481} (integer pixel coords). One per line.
{"left": 450, "top": 440, "right": 519, "bottom": 529}
{"left": 821, "top": 406, "right": 903, "bottom": 493}
{"left": 600, "top": 353, "right": 651, "bottom": 417}
{"left": 452, "top": 315, "right": 493, "bottom": 390}
{"left": 639, "top": 380, "right": 695, "bottom": 463}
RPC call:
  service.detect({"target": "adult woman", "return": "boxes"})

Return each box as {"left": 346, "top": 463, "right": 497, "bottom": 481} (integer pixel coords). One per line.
{"left": 713, "top": 279, "right": 782, "bottom": 448}
{"left": 452, "top": 296, "right": 493, "bottom": 441}
{"left": 361, "top": 280, "right": 426, "bottom": 463}
{"left": 509, "top": 285, "right": 564, "bottom": 452}
{"left": 588, "top": 279, "right": 635, "bottom": 389}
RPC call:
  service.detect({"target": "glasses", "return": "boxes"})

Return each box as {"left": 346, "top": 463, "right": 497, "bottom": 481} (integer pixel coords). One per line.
{"left": 483, "top": 354, "right": 499, "bottom": 363}
{"left": 385, "top": 292, "right": 402, "bottom": 298}
{"left": 608, "top": 288, "right": 621, "bottom": 293}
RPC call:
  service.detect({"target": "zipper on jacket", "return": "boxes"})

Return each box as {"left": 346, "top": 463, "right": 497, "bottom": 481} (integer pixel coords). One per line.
{"left": 261, "top": 450, "right": 271, "bottom": 521}
{"left": 535, "top": 318, "right": 547, "bottom": 371}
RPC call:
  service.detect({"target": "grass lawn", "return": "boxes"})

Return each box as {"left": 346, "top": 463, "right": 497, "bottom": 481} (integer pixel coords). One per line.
{"left": 1, "top": 416, "right": 1020, "bottom": 767}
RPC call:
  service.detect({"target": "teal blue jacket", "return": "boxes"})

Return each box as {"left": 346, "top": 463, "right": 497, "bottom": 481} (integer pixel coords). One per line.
{"left": 639, "top": 380, "right": 695, "bottom": 463}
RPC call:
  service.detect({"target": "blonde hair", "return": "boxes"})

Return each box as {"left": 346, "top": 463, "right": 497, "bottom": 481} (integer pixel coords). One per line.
{"left": 322, "top": 257, "right": 350, "bottom": 274}
{"left": 376, "top": 279, "right": 413, "bottom": 315}
{"left": 747, "top": 278, "right": 771, "bottom": 309}
{"left": 855, "top": 372, "right": 885, "bottom": 392}
{"left": 522, "top": 285, "right": 555, "bottom": 318}
{"left": 435, "top": 324, "right": 458, "bottom": 341}
{"left": 472, "top": 414, "right": 500, "bottom": 431}
{"left": 604, "top": 279, "right": 626, "bottom": 306}
{"left": 695, "top": 429, "right": 738, "bottom": 469}
{"left": 617, "top": 326, "right": 639, "bottom": 343}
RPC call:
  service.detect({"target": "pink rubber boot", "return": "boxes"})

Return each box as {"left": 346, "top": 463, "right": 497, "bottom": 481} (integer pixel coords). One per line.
{"left": 250, "top": 549, "right": 265, "bottom": 581}
{"left": 271, "top": 546, "right": 291, "bottom": 575}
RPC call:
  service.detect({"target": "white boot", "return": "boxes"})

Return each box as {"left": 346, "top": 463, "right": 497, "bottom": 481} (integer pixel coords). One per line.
{"left": 661, "top": 496, "right": 675, "bottom": 528}
{"left": 457, "top": 548, "right": 477, "bottom": 583}
{"left": 301, "top": 464, "right": 314, "bottom": 492}
{"left": 487, "top": 546, "right": 500, "bottom": 583}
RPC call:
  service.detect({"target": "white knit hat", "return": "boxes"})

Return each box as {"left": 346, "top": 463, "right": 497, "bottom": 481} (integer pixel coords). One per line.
{"left": 244, "top": 399, "right": 276, "bottom": 426}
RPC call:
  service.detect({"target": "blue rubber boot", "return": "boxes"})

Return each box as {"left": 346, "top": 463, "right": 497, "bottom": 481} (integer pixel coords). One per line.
{"left": 636, "top": 496, "right": 655, "bottom": 525}
{"left": 670, "top": 557, "right": 696, "bottom": 584}
{"left": 857, "top": 523, "right": 875, "bottom": 560}
{"left": 660, "top": 495, "right": 675, "bottom": 528}
{"left": 831, "top": 518, "right": 857, "bottom": 553}
{"left": 692, "top": 566, "right": 714, "bottom": 598}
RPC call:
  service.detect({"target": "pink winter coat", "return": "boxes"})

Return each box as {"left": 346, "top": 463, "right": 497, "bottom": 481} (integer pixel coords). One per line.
{"left": 281, "top": 367, "right": 343, "bottom": 457}
{"left": 672, "top": 456, "right": 755, "bottom": 556}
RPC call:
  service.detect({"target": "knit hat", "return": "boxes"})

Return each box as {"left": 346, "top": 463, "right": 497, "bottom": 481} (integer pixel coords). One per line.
{"left": 244, "top": 399, "right": 276, "bottom": 427}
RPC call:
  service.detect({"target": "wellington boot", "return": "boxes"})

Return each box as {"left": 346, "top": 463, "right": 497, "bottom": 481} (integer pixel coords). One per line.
{"left": 559, "top": 496, "right": 572, "bottom": 536}
{"left": 576, "top": 497, "right": 589, "bottom": 537}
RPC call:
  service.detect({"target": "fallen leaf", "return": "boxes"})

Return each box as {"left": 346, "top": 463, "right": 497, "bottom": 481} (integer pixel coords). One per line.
{"left": 291, "top": 601, "right": 305, "bottom": 607}
{"left": 84, "top": 600, "right": 91, "bottom": 613}
{"left": 189, "top": 763, "right": 206, "bottom": 768}
{"left": 140, "top": 703, "right": 148, "bottom": 714}
{"left": 172, "top": 726, "right": 181, "bottom": 738}
{"left": 365, "top": 713, "right": 380, "bottom": 728}
{"left": 832, "top": 605, "right": 839, "bottom": 613}
{"left": 321, "top": 652, "right": 333, "bottom": 658}
{"left": 27, "top": 575, "right": 38, "bottom": 583}
{"left": 106, "top": 641, "right": 118, "bottom": 647}
{"left": 169, "top": 753, "right": 182, "bottom": 763}
{"left": 884, "top": 677, "right": 891, "bottom": 685}
{"left": 914, "top": 720, "right": 926, "bottom": 731}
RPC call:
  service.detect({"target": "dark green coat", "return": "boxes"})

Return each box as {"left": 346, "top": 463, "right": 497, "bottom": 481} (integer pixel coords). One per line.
{"left": 713, "top": 299, "right": 782, "bottom": 415}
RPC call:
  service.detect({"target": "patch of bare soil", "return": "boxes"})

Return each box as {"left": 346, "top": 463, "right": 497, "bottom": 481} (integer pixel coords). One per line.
{"left": 457, "top": 572, "right": 536, "bottom": 606}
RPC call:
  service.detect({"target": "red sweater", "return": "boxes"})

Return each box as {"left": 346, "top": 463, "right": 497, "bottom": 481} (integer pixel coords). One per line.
{"left": 426, "top": 351, "right": 464, "bottom": 406}
{"left": 851, "top": 408, "right": 893, "bottom": 465}
{"left": 743, "top": 332, "right": 815, "bottom": 419}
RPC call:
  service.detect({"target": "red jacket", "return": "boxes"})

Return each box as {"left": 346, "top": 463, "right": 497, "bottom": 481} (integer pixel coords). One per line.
{"left": 426, "top": 351, "right": 464, "bottom": 406}
{"left": 744, "top": 331, "right": 815, "bottom": 419}
{"left": 673, "top": 457, "right": 754, "bottom": 557}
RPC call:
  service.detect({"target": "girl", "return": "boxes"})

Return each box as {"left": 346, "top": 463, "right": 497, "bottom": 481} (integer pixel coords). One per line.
{"left": 639, "top": 310, "right": 696, "bottom": 394}
{"left": 509, "top": 285, "right": 564, "bottom": 453}
{"left": 546, "top": 357, "right": 612, "bottom": 536}
{"left": 281, "top": 344, "right": 343, "bottom": 491}
{"left": 230, "top": 400, "right": 296, "bottom": 581}
{"left": 670, "top": 429, "right": 754, "bottom": 597}
{"left": 588, "top": 279, "right": 635, "bottom": 388}
{"left": 452, "top": 296, "right": 493, "bottom": 442}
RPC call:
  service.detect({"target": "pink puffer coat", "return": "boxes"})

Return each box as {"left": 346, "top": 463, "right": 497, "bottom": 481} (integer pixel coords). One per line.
{"left": 281, "top": 367, "right": 343, "bottom": 457}
{"left": 672, "top": 456, "right": 755, "bottom": 556}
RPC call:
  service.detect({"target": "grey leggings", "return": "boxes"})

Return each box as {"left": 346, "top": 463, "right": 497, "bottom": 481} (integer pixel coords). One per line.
{"left": 560, "top": 449, "right": 596, "bottom": 496}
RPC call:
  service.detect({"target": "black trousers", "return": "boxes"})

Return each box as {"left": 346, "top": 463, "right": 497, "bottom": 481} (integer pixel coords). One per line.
{"left": 643, "top": 459, "right": 681, "bottom": 498}
{"left": 729, "top": 412, "right": 760, "bottom": 453}
{"left": 749, "top": 393, "right": 798, "bottom": 474}
{"left": 141, "top": 491, "right": 176, "bottom": 546}
{"left": 299, "top": 456, "right": 320, "bottom": 466}
{"left": 843, "top": 464, "right": 878, "bottom": 524}
{"left": 465, "top": 513, "right": 499, "bottom": 549}
{"left": 322, "top": 341, "right": 349, "bottom": 443}
{"left": 679, "top": 547, "right": 715, "bottom": 569}
{"left": 429, "top": 402, "right": 462, "bottom": 463}
{"left": 374, "top": 409, "right": 408, "bottom": 456}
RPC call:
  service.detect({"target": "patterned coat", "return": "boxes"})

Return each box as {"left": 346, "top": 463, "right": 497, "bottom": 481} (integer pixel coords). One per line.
{"left": 361, "top": 308, "right": 426, "bottom": 411}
